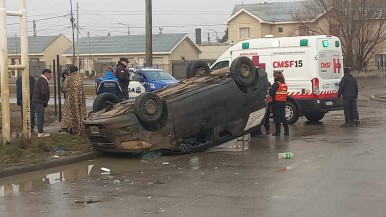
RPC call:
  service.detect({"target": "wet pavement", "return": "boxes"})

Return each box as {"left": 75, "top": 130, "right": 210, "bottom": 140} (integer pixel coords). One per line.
{"left": 1, "top": 78, "right": 386, "bottom": 217}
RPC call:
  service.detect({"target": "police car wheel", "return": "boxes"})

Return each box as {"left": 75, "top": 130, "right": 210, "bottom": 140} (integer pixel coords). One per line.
{"left": 186, "top": 61, "right": 210, "bottom": 78}
{"left": 230, "top": 56, "right": 257, "bottom": 88}
{"left": 305, "top": 112, "right": 325, "bottom": 122}
{"left": 285, "top": 101, "right": 299, "bottom": 124}
{"left": 93, "top": 92, "right": 120, "bottom": 112}
{"left": 134, "top": 92, "right": 164, "bottom": 124}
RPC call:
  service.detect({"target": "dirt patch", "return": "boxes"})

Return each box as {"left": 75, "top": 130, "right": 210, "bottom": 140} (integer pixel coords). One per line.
{"left": 0, "top": 134, "right": 92, "bottom": 170}
{"left": 0, "top": 104, "right": 56, "bottom": 131}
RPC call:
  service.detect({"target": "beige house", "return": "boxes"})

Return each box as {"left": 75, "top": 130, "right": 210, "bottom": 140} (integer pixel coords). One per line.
{"left": 7, "top": 34, "right": 71, "bottom": 77}
{"left": 227, "top": 1, "right": 386, "bottom": 70}
{"left": 62, "top": 33, "right": 202, "bottom": 75}
{"left": 198, "top": 42, "right": 231, "bottom": 60}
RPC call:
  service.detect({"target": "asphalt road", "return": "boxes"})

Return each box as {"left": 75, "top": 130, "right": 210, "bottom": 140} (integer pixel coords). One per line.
{"left": 0, "top": 78, "right": 386, "bottom": 217}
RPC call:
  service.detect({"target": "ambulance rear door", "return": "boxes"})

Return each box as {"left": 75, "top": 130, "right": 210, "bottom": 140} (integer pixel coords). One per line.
{"left": 317, "top": 38, "right": 343, "bottom": 100}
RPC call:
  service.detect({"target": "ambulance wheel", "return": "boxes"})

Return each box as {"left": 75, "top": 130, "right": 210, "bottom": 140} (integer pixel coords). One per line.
{"left": 285, "top": 102, "right": 299, "bottom": 124}
{"left": 305, "top": 112, "right": 325, "bottom": 122}
{"left": 186, "top": 61, "right": 210, "bottom": 78}
{"left": 93, "top": 92, "right": 120, "bottom": 112}
{"left": 134, "top": 92, "right": 164, "bottom": 124}
{"left": 230, "top": 56, "right": 257, "bottom": 87}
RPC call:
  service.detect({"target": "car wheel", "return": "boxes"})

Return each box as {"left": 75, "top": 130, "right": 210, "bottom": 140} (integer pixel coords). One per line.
{"left": 134, "top": 92, "right": 164, "bottom": 124}
{"left": 186, "top": 61, "right": 210, "bottom": 78}
{"left": 93, "top": 92, "right": 121, "bottom": 112}
{"left": 285, "top": 101, "right": 299, "bottom": 124}
{"left": 305, "top": 112, "right": 325, "bottom": 122}
{"left": 230, "top": 56, "right": 257, "bottom": 87}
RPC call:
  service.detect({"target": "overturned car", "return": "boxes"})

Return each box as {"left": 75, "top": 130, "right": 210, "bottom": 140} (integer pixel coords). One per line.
{"left": 84, "top": 57, "right": 269, "bottom": 153}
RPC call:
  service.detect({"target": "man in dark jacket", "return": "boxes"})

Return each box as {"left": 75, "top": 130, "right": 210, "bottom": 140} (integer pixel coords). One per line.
{"left": 32, "top": 69, "right": 52, "bottom": 137}
{"left": 16, "top": 75, "right": 36, "bottom": 132}
{"left": 116, "top": 57, "right": 130, "bottom": 100}
{"left": 338, "top": 67, "right": 360, "bottom": 127}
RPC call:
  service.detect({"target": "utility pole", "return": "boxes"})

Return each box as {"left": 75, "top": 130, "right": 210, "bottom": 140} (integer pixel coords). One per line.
{"left": 70, "top": 0, "right": 75, "bottom": 64}
{"left": 33, "top": 20, "right": 36, "bottom": 36}
{"left": 76, "top": 2, "right": 80, "bottom": 70}
{"left": 0, "top": 0, "right": 31, "bottom": 144}
{"left": 145, "top": 0, "right": 152, "bottom": 67}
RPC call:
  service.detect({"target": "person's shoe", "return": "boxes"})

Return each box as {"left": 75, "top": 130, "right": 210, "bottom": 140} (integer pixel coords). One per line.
{"left": 340, "top": 123, "right": 351, "bottom": 127}
{"left": 284, "top": 132, "right": 289, "bottom": 136}
{"left": 272, "top": 132, "right": 280, "bottom": 136}
{"left": 266, "top": 130, "right": 271, "bottom": 134}
{"left": 352, "top": 120, "right": 361, "bottom": 126}
{"left": 38, "top": 133, "right": 50, "bottom": 138}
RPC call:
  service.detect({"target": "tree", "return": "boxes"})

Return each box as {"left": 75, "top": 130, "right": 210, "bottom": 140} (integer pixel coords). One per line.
{"left": 218, "top": 28, "right": 228, "bottom": 43}
{"left": 293, "top": 0, "right": 386, "bottom": 70}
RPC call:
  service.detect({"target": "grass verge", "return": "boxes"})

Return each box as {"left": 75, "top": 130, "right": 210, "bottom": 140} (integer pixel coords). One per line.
{"left": 0, "top": 134, "right": 92, "bottom": 170}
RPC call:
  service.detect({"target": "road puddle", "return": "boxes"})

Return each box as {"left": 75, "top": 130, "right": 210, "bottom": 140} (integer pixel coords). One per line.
{"left": 0, "top": 162, "right": 94, "bottom": 197}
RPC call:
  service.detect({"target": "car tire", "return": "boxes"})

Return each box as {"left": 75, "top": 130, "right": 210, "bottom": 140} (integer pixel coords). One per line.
{"left": 134, "top": 92, "right": 164, "bottom": 124}
{"left": 285, "top": 101, "right": 299, "bottom": 124}
{"left": 186, "top": 61, "right": 210, "bottom": 78}
{"left": 93, "top": 92, "right": 120, "bottom": 112}
{"left": 230, "top": 56, "right": 257, "bottom": 87}
{"left": 305, "top": 112, "right": 325, "bottom": 122}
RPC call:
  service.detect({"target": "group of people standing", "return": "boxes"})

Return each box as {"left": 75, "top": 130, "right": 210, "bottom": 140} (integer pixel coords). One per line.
{"left": 17, "top": 66, "right": 86, "bottom": 137}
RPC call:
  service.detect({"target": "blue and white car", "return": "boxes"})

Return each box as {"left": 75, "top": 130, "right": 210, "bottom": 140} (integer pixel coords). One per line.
{"left": 128, "top": 68, "right": 179, "bottom": 99}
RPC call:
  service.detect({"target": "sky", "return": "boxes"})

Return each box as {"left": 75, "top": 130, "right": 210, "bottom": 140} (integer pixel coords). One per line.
{"left": 4, "top": 0, "right": 287, "bottom": 42}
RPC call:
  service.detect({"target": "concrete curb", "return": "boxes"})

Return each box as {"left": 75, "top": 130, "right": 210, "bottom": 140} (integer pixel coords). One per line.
{"left": 0, "top": 151, "right": 100, "bottom": 178}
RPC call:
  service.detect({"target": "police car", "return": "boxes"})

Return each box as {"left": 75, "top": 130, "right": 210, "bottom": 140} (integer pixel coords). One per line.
{"left": 128, "top": 68, "right": 178, "bottom": 99}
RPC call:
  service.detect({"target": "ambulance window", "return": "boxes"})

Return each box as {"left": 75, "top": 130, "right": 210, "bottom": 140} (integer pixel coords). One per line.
{"left": 211, "top": 61, "right": 229, "bottom": 70}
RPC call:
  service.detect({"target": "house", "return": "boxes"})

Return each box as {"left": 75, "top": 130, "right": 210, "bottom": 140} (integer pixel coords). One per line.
{"left": 62, "top": 33, "right": 202, "bottom": 75}
{"left": 7, "top": 34, "right": 72, "bottom": 77}
{"left": 226, "top": 1, "right": 386, "bottom": 70}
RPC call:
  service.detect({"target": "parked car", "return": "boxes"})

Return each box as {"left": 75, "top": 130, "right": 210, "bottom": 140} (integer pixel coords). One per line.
{"left": 84, "top": 57, "right": 269, "bottom": 153}
{"left": 128, "top": 68, "right": 178, "bottom": 99}
{"left": 93, "top": 69, "right": 178, "bottom": 112}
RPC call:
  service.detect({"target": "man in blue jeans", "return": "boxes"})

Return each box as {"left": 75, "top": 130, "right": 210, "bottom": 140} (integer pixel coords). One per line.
{"left": 16, "top": 75, "right": 36, "bottom": 133}
{"left": 32, "top": 69, "right": 52, "bottom": 137}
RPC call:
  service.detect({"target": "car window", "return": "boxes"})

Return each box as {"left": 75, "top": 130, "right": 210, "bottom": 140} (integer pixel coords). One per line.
{"left": 211, "top": 61, "right": 229, "bottom": 70}
{"left": 129, "top": 71, "right": 142, "bottom": 81}
{"left": 143, "top": 70, "right": 176, "bottom": 81}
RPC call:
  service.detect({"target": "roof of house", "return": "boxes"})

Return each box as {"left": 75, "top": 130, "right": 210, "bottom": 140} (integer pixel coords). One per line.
{"left": 63, "top": 33, "right": 200, "bottom": 55}
{"left": 7, "top": 35, "right": 62, "bottom": 54}
{"left": 231, "top": 1, "right": 306, "bottom": 23}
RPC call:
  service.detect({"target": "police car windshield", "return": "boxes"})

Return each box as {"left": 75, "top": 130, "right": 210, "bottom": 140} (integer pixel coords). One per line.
{"left": 143, "top": 70, "right": 176, "bottom": 81}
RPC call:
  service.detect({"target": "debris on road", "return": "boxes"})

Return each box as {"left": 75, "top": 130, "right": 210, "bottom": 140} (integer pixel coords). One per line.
{"left": 101, "top": 167, "right": 111, "bottom": 172}
{"left": 74, "top": 198, "right": 101, "bottom": 204}
{"left": 162, "top": 162, "right": 170, "bottom": 165}
{"left": 277, "top": 152, "right": 294, "bottom": 159}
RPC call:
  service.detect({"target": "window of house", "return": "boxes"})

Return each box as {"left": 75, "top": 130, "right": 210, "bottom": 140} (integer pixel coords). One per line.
{"left": 153, "top": 57, "right": 163, "bottom": 65}
{"left": 239, "top": 27, "right": 250, "bottom": 40}
{"left": 277, "top": 27, "right": 284, "bottom": 33}
{"left": 79, "top": 58, "right": 85, "bottom": 70}
{"left": 298, "top": 26, "right": 309, "bottom": 36}
{"left": 375, "top": 54, "right": 386, "bottom": 69}
{"left": 329, "top": 25, "right": 340, "bottom": 36}
{"left": 30, "top": 58, "right": 39, "bottom": 63}
{"left": 96, "top": 58, "right": 112, "bottom": 63}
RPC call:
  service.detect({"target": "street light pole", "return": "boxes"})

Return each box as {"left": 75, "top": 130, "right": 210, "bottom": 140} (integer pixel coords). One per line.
{"left": 114, "top": 22, "right": 130, "bottom": 35}
{"left": 70, "top": 0, "right": 75, "bottom": 64}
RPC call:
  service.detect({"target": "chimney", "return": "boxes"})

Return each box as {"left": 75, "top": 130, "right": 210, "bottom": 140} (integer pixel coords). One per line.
{"left": 195, "top": 28, "right": 202, "bottom": 45}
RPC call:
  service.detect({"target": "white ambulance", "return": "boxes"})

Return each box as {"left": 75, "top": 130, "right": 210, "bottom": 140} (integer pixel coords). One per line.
{"left": 211, "top": 35, "right": 344, "bottom": 124}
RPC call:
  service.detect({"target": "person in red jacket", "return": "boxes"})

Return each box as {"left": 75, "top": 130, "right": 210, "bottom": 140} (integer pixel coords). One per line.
{"left": 269, "top": 71, "right": 289, "bottom": 136}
